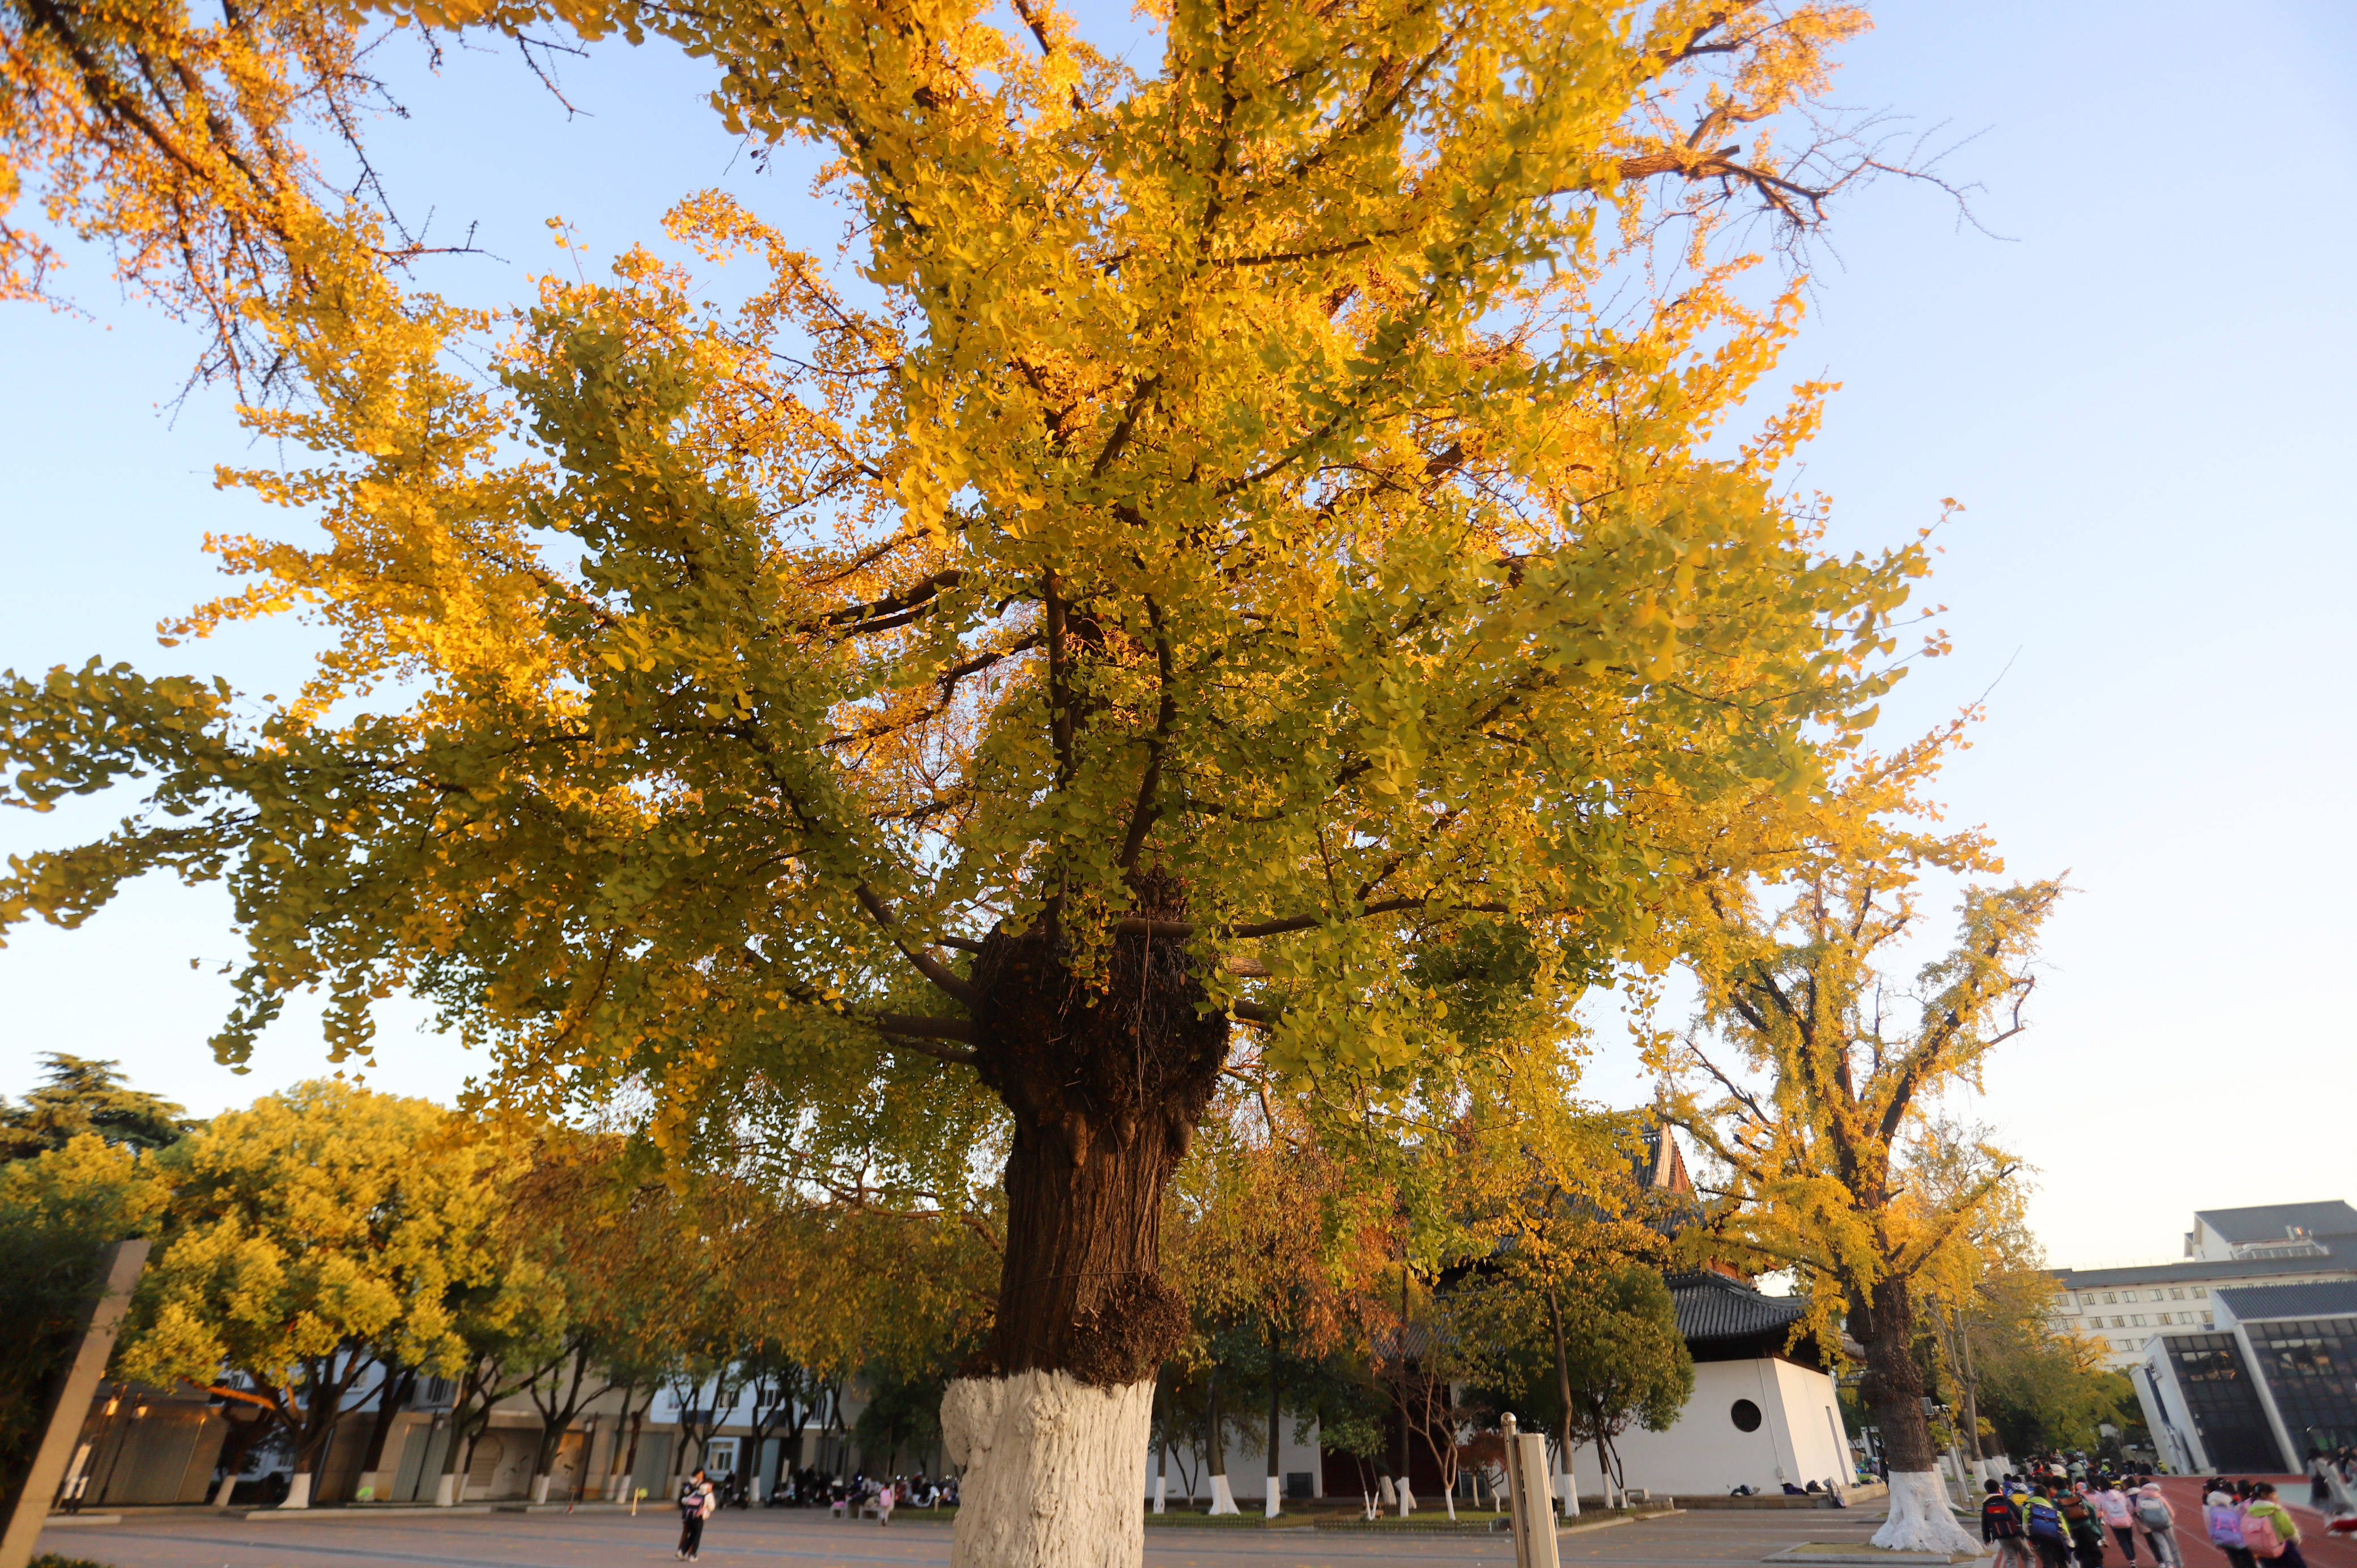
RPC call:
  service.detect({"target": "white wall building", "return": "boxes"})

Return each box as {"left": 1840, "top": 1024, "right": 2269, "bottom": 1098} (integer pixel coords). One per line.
{"left": 1597, "top": 1271, "right": 1854, "bottom": 1500}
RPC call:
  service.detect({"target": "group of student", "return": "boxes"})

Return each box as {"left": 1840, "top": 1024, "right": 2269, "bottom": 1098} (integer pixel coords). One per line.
{"left": 1980, "top": 1473, "right": 2310, "bottom": 1568}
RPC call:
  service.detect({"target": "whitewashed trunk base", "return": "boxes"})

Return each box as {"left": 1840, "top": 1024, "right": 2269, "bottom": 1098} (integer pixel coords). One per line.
{"left": 1152, "top": 1471, "right": 1165, "bottom": 1514}
{"left": 1265, "top": 1475, "right": 1281, "bottom": 1518}
{"left": 1872, "top": 1471, "right": 1985, "bottom": 1556}
{"left": 606, "top": 1473, "right": 631, "bottom": 1503}
{"left": 532, "top": 1475, "right": 553, "bottom": 1504}
{"left": 434, "top": 1473, "right": 458, "bottom": 1507}
{"left": 1377, "top": 1476, "right": 1396, "bottom": 1507}
{"left": 282, "top": 1472, "right": 313, "bottom": 1510}
{"left": 1207, "top": 1473, "right": 1237, "bottom": 1514}
{"left": 211, "top": 1473, "right": 237, "bottom": 1509}
{"left": 942, "top": 1371, "right": 1154, "bottom": 1568}
{"left": 1397, "top": 1482, "right": 1415, "bottom": 1516}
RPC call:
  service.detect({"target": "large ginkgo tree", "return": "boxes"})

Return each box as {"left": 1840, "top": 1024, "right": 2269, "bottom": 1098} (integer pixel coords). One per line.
{"left": 2, "top": 0, "right": 1947, "bottom": 1560}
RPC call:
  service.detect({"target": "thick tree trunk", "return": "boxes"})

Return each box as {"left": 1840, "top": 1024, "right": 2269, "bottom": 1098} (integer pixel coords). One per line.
{"left": 943, "top": 912, "right": 1226, "bottom": 1568}
{"left": 1856, "top": 1274, "right": 1980, "bottom": 1555}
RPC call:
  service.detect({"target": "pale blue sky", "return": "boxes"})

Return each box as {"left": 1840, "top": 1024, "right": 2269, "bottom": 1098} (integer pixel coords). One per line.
{"left": 2, "top": 0, "right": 2351, "bottom": 1267}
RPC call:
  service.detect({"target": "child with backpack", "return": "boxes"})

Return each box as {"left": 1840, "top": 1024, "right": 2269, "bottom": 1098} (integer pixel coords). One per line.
{"left": 2209, "top": 1486, "right": 2256, "bottom": 1568}
{"left": 2095, "top": 1480, "right": 2139, "bottom": 1563}
{"left": 2058, "top": 1485, "right": 2108, "bottom": 1568}
{"left": 2133, "top": 1484, "right": 2179, "bottom": 1568}
{"left": 2024, "top": 1486, "right": 2074, "bottom": 1568}
{"left": 1984, "top": 1479, "right": 2033, "bottom": 1568}
{"left": 2243, "top": 1483, "right": 2307, "bottom": 1568}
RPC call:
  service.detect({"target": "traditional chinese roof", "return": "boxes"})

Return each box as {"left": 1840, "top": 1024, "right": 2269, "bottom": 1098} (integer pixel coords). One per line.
{"left": 1667, "top": 1269, "right": 1819, "bottom": 1365}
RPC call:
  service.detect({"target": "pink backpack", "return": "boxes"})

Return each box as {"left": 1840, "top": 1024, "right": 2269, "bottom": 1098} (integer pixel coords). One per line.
{"left": 2243, "top": 1507, "right": 2286, "bottom": 1560}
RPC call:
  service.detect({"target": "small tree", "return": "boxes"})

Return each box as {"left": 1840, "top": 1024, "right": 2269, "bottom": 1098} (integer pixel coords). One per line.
{"left": 117, "top": 1081, "right": 516, "bottom": 1507}
{"left": 1662, "top": 753, "right": 2063, "bottom": 1553}
{"left": 1553, "top": 1267, "right": 1692, "bottom": 1506}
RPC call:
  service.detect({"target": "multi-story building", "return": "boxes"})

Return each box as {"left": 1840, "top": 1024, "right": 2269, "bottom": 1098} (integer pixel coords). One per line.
{"left": 2133, "top": 1278, "right": 2357, "bottom": 1475}
{"left": 2049, "top": 1201, "right": 2357, "bottom": 1370}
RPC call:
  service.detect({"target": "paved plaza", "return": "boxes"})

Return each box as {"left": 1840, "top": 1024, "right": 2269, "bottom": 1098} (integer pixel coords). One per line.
{"left": 39, "top": 1505, "right": 1881, "bottom": 1568}
{"left": 35, "top": 1485, "right": 2357, "bottom": 1568}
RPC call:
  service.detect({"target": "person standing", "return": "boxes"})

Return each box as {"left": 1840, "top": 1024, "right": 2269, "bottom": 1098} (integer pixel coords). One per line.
{"left": 2060, "top": 1485, "right": 2107, "bottom": 1568}
{"left": 2096, "top": 1479, "right": 2139, "bottom": 1564}
{"left": 1983, "top": 1479, "right": 2033, "bottom": 1568}
{"left": 678, "top": 1468, "right": 715, "bottom": 1561}
{"left": 2208, "top": 1486, "right": 2256, "bottom": 1568}
{"left": 877, "top": 1476, "right": 896, "bottom": 1528}
{"left": 2243, "top": 1484, "right": 2307, "bottom": 1568}
{"left": 2024, "top": 1486, "right": 2074, "bottom": 1568}
{"left": 2133, "top": 1484, "right": 2180, "bottom": 1568}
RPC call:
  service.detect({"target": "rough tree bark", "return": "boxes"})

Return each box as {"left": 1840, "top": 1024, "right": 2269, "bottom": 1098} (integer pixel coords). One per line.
{"left": 941, "top": 906, "right": 1227, "bottom": 1568}
{"left": 1856, "top": 1274, "right": 1980, "bottom": 1554}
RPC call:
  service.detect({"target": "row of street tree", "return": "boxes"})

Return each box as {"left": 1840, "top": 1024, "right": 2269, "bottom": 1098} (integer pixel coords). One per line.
{"left": 3, "top": 1031, "right": 2134, "bottom": 1516}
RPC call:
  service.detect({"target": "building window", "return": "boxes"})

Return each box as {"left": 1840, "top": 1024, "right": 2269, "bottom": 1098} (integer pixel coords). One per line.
{"left": 2243, "top": 1315, "right": 2357, "bottom": 1459}
{"left": 2131, "top": 1315, "right": 2147, "bottom": 1327}
{"left": 2202, "top": 1312, "right": 2214, "bottom": 1326}
{"left": 2192, "top": 1287, "right": 2206, "bottom": 1298}
{"left": 2104, "top": 1293, "right": 2118, "bottom": 1304}
{"left": 2172, "top": 1333, "right": 2290, "bottom": 1471}
{"left": 2171, "top": 1288, "right": 2185, "bottom": 1301}
{"left": 2158, "top": 1313, "right": 2172, "bottom": 1325}
{"left": 2083, "top": 1293, "right": 2098, "bottom": 1306}
{"left": 2151, "top": 1290, "right": 2167, "bottom": 1302}
{"left": 1731, "top": 1399, "right": 1763, "bottom": 1433}
{"left": 2112, "top": 1316, "right": 2126, "bottom": 1328}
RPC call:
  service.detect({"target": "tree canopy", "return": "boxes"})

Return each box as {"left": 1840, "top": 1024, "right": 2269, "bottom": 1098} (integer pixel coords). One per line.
{"left": 2, "top": 0, "right": 1972, "bottom": 1552}
{"left": 1, "top": 1053, "right": 198, "bottom": 1162}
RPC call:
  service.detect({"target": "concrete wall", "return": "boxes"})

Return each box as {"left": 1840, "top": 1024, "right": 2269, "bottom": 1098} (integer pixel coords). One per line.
{"left": 1150, "top": 1417, "right": 1328, "bottom": 1504}
{"left": 1592, "top": 1357, "right": 1851, "bottom": 1500}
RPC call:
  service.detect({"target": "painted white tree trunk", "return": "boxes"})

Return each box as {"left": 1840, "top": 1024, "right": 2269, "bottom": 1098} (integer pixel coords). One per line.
{"left": 941, "top": 1371, "right": 1155, "bottom": 1568}
{"left": 1556, "top": 1471, "right": 1577, "bottom": 1520}
{"left": 434, "top": 1472, "right": 458, "bottom": 1507}
{"left": 606, "top": 1472, "right": 631, "bottom": 1503}
{"left": 1207, "top": 1473, "right": 1238, "bottom": 1514}
{"left": 1398, "top": 1481, "right": 1415, "bottom": 1516}
{"left": 283, "top": 1472, "right": 313, "bottom": 1509}
{"left": 1265, "top": 1475, "right": 1281, "bottom": 1518}
{"left": 532, "top": 1473, "right": 553, "bottom": 1504}
{"left": 1377, "top": 1476, "right": 1396, "bottom": 1508}
{"left": 211, "top": 1472, "right": 237, "bottom": 1509}
{"left": 1872, "top": 1471, "right": 1985, "bottom": 1556}
{"left": 1152, "top": 1469, "right": 1165, "bottom": 1514}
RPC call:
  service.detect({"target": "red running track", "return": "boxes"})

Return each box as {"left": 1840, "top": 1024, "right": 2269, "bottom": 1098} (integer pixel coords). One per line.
{"left": 2120, "top": 1476, "right": 2357, "bottom": 1568}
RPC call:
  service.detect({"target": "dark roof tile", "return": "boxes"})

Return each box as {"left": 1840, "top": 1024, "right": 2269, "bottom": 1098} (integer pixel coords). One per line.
{"left": 2215, "top": 1281, "right": 2357, "bottom": 1321}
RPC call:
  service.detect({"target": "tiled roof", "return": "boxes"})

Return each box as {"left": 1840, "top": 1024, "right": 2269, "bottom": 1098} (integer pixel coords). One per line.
{"left": 2193, "top": 1201, "right": 2357, "bottom": 1245}
{"left": 2215, "top": 1281, "right": 2357, "bottom": 1322}
{"left": 1667, "top": 1270, "right": 1809, "bottom": 1344}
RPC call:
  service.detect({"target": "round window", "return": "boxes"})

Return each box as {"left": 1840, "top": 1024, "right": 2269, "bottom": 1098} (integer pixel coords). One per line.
{"left": 1730, "top": 1398, "right": 1763, "bottom": 1433}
